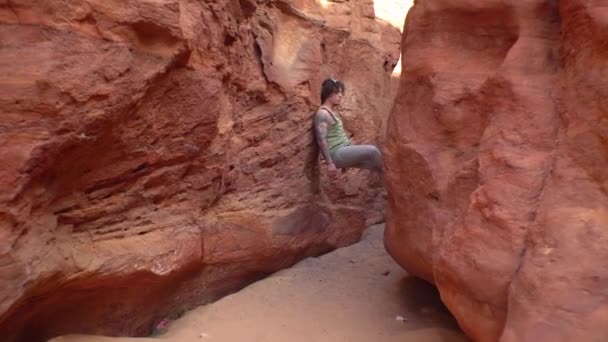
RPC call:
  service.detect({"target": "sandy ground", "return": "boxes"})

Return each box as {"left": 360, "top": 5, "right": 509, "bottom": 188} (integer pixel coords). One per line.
{"left": 52, "top": 224, "right": 468, "bottom": 342}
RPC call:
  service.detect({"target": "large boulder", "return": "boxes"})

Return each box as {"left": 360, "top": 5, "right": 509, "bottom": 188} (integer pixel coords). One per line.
{"left": 0, "top": 1, "right": 400, "bottom": 341}
{"left": 385, "top": 1, "right": 608, "bottom": 341}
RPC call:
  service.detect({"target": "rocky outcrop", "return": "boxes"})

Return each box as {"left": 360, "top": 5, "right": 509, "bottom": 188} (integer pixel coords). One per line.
{"left": 385, "top": 1, "right": 608, "bottom": 341}
{"left": 0, "top": 1, "right": 400, "bottom": 341}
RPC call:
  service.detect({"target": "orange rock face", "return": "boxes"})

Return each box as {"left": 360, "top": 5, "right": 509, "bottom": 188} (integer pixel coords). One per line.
{"left": 385, "top": 1, "right": 608, "bottom": 341}
{"left": 0, "top": 1, "right": 399, "bottom": 341}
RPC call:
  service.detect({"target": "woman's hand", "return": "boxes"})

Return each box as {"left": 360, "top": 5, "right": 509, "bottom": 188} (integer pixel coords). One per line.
{"left": 327, "top": 162, "right": 338, "bottom": 175}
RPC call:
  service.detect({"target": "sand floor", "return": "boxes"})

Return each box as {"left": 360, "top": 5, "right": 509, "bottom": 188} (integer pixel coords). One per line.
{"left": 52, "top": 224, "right": 468, "bottom": 342}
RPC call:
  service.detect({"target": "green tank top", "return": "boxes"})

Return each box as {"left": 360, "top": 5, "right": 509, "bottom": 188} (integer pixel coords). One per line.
{"left": 321, "top": 106, "right": 350, "bottom": 154}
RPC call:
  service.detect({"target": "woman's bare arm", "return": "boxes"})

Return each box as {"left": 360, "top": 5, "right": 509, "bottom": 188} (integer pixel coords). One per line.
{"left": 314, "top": 110, "right": 334, "bottom": 165}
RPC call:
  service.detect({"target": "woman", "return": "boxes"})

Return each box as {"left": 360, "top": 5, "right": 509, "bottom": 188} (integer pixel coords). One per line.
{"left": 314, "top": 78, "right": 383, "bottom": 174}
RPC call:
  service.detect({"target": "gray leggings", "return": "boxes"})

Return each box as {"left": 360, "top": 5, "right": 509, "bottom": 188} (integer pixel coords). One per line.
{"left": 331, "top": 145, "right": 383, "bottom": 173}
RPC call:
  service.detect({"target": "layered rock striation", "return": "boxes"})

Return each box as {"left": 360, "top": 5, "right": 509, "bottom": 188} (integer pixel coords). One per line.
{"left": 0, "top": 1, "right": 400, "bottom": 340}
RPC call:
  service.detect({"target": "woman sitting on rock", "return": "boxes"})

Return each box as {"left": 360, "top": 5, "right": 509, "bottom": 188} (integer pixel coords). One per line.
{"left": 314, "top": 78, "right": 383, "bottom": 174}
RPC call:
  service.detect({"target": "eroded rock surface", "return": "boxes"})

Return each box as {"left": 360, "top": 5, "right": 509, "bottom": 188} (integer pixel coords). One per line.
{"left": 0, "top": 1, "right": 400, "bottom": 341}
{"left": 385, "top": 1, "right": 608, "bottom": 341}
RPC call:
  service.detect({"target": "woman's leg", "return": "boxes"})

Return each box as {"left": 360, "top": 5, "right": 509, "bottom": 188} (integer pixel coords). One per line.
{"left": 332, "top": 145, "right": 383, "bottom": 172}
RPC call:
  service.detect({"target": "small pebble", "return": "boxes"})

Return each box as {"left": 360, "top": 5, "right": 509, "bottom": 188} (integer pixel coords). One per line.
{"left": 395, "top": 315, "right": 407, "bottom": 322}
{"left": 200, "top": 332, "right": 210, "bottom": 338}
{"left": 382, "top": 270, "right": 390, "bottom": 276}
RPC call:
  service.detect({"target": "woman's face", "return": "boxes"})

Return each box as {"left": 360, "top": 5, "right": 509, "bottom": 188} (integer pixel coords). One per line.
{"left": 328, "top": 90, "right": 344, "bottom": 106}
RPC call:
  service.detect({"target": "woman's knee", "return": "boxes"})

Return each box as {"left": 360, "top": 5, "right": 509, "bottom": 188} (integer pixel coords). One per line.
{"left": 368, "top": 145, "right": 383, "bottom": 171}
{"left": 365, "top": 145, "right": 381, "bottom": 159}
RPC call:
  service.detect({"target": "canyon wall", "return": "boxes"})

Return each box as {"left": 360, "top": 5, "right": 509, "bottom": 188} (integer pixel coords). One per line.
{"left": 385, "top": 1, "right": 608, "bottom": 341}
{"left": 0, "top": 0, "right": 400, "bottom": 341}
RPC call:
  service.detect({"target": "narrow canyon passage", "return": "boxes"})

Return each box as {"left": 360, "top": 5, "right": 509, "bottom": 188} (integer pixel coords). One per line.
{"left": 51, "top": 225, "right": 468, "bottom": 342}
{"left": 4, "top": 0, "right": 607, "bottom": 341}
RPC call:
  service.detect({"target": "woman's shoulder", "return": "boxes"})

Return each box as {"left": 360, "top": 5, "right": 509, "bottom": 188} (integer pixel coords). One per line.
{"left": 318, "top": 106, "right": 338, "bottom": 116}
{"left": 315, "top": 106, "right": 330, "bottom": 116}
{"left": 314, "top": 106, "right": 335, "bottom": 123}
